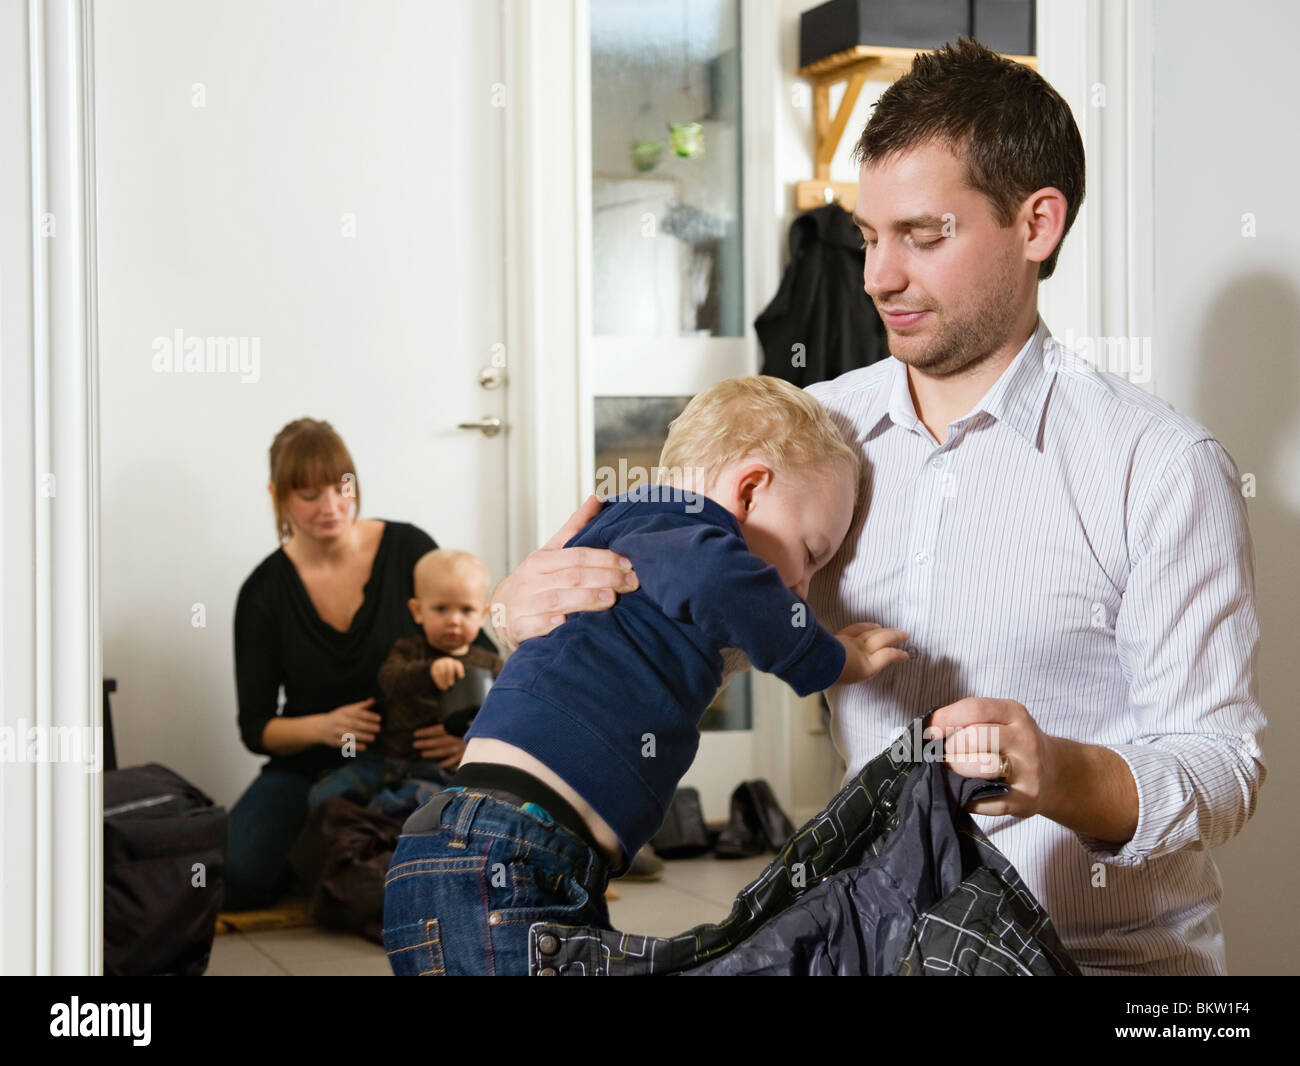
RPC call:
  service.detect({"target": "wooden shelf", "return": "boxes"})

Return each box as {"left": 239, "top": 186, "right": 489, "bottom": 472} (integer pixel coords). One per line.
{"left": 795, "top": 45, "right": 1038, "bottom": 213}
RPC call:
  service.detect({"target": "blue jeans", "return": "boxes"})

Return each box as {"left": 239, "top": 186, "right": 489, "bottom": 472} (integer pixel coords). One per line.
{"left": 383, "top": 788, "right": 612, "bottom": 975}
{"left": 225, "top": 765, "right": 315, "bottom": 911}
{"left": 308, "top": 753, "right": 452, "bottom": 810}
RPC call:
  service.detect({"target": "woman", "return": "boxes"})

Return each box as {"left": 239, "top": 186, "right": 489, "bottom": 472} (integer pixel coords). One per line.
{"left": 225, "top": 418, "right": 498, "bottom": 910}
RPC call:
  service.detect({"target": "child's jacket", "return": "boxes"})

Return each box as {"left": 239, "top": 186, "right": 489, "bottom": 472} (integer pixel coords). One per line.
{"left": 524, "top": 712, "right": 1083, "bottom": 976}
{"left": 464, "top": 488, "right": 846, "bottom": 859}
{"left": 375, "top": 638, "right": 503, "bottom": 757}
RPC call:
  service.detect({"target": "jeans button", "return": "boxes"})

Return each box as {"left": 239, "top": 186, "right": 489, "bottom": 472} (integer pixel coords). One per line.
{"left": 537, "top": 966, "right": 558, "bottom": 976}
{"left": 538, "top": 933, "right": 560, "bottom": 956}
{"left": 488, "top": 911, "right": 503, "bottom": 926}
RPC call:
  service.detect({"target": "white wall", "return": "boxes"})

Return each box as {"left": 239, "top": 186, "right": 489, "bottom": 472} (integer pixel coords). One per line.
{"left": 1150, "top": 0, "right": 1299, "bottom": 977}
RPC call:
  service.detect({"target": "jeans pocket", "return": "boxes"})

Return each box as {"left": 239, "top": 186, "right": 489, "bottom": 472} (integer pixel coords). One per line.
{"left": 383, "top": 918, "right": 446, "bottom": 976}
{"left": 384, "top": 844, "right": 493, "bottom": 974}
{"left": 487, "top": 844, "right": 598, "bottom": 927}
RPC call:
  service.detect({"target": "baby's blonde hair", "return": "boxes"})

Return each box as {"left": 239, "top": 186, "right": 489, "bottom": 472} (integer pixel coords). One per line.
{"left": 656, "top": 376, "right": 862, "bottom": 507}
{"left": 413, "top": 549, "right": 491, "bottom": 601}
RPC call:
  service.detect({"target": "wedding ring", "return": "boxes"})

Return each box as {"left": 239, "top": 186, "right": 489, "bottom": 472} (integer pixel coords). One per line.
{"left": 997, "top": 753, "right": 1012, "bottom": 782}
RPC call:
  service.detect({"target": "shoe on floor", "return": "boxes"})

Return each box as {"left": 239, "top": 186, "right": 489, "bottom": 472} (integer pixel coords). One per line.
{"left": 619, "top": 844, "right": 665, "bottom": 881}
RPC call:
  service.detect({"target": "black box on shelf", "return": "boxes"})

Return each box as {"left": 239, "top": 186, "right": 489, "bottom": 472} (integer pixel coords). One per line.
{"left": 971, "top": 0, "right": 1035, "bottom": 56}
{"left": 799, "top": 0, "right": 970, "bottom": 68}
{"left": 799, "top": 0, "right": 1035, "bottom": 69}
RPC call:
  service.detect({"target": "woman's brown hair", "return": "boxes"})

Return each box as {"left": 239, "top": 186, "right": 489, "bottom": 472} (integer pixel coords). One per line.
{"left": 268, "top": 418, "right": 359, "bottom": 541}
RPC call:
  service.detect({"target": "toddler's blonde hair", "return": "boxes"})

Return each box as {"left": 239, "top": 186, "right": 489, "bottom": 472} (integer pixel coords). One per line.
{"left": 656, "top": 376, "right": 862, "bottom": 507}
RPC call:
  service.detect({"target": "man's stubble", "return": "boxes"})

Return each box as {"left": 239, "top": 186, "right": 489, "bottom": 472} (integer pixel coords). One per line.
{"left": 882, "top": 238, "right": 1024, "bottom": 380}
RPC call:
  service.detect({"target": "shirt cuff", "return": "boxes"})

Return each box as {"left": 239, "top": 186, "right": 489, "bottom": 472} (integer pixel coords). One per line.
{"left": 1073, "top": 742, "right": 1189, "bottom": 868}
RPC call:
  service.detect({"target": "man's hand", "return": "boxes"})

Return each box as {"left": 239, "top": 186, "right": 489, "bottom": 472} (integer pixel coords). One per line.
{"left": 836, "top": 622, "right": 909, "bottom": 684}
{"left": 488, "top": 494, "right": 639, "bottom": 650}
{"left": 430, "top": 657, "right": 464, "bottom": 691}
{"left": 412, "top": 723, "right": 465, "bottom": 770}
{"left": 928, "top": 697, "right": 1139, "bottom": 845}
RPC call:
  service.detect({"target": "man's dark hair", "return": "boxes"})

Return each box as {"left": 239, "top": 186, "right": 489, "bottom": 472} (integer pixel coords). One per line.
{"left": 852, "top": 36, "right": 1085, "bottom": 281}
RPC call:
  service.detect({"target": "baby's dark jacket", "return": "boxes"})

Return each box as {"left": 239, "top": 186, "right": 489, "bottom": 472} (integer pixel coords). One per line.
{"left": 376, "top": 637, "right": 504, "bottom": 758}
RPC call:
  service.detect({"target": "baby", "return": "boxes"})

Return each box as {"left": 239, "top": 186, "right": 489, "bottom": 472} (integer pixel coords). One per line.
{"left": 375, "top": 549, "right": 505, "bottom": 757}
{"left": 383, "top": 376, "right": 907, "bottom": 975}
{"left": 307, "top": 549, "right": 504, "bottom": 810}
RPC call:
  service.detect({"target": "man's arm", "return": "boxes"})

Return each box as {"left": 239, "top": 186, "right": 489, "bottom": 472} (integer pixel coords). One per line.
{"left": 936, "top": 440, "right": 1265, "bottom": 856}
{"left": 931, "top": 697, "right": 1139, "bottom": 843}
{"left": 1072, "top": 438, "right": 1266, "bottom": 865}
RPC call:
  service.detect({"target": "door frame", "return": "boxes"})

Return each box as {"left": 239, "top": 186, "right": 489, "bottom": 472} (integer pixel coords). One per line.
{"left": 1, "top": 0, "right": 103, "bottom": 975}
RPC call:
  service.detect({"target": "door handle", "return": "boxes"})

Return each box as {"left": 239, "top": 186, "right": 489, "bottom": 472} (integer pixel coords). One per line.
{"left": 457, "top": 416, "right": 503, "bottom": 438}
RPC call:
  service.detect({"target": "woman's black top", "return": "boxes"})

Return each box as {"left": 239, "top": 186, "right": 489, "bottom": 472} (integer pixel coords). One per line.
{"left": 234, "top": 520, "right": 498, "bottom": 779}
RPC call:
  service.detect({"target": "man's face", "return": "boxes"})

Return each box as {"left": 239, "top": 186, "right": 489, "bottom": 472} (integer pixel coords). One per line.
{"left": 853, "top": 139, "right": 1033, "bottom": 378}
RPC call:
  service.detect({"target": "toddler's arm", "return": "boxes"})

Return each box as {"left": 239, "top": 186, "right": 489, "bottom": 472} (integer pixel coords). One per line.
{"left": 608, "top": 516, "right": 851, "bottom": 696}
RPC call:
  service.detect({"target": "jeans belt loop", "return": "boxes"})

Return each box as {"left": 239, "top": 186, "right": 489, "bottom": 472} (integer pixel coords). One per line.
{"left": 448, "top": 789, "right": 485, "bottom": 846}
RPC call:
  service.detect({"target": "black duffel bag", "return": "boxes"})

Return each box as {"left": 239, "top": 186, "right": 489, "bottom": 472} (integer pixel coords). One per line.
{"left": 103, "top": 763, "right": 228, "bottom": 976}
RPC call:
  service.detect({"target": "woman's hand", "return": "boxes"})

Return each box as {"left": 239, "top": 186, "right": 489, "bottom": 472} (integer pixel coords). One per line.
{"left": 316, "top": 697, "right": 381, "bottom": 751}
{"left": 489, "top": 494, "right": 639, "bottom": 651}
{"left": 412, "top": 723, "right": 465, "bottom": 770}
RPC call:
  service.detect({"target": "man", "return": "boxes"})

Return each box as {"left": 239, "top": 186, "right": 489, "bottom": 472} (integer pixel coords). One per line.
{"left": 490, "top": 38, "right": 1264, "bottom": 975}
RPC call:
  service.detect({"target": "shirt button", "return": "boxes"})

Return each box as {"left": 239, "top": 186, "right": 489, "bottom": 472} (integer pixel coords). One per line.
{"left": 538, "top": 933, "right": 560, "bottom": 956}
{"left": 930, "top": 456, "right": 944, "bottom": 470}
{"left": 914, "top": 551, "right": 930, "bottom": 566}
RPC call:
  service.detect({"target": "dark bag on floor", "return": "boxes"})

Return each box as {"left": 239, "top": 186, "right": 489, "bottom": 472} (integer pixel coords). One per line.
{"left": 103, "top": 763, "right": 228, "bottom": 976}
{"left": 715, "top": 779, "right": 796, "bottom": 858}
{"left": 289, "top": 797, "right": 403, "bottom": 944}
{"left": 650, "top": 787, "right": 714, "bottom": 859}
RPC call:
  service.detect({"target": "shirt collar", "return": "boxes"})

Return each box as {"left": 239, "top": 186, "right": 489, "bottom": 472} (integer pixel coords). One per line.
{"left": 861, "top": 315, "right": 1056, "bottom": 448}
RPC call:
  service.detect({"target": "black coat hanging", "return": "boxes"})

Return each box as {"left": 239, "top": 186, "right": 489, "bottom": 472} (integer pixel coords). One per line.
{"left": 755, "top": 202, "right": 889, "bottom": 387}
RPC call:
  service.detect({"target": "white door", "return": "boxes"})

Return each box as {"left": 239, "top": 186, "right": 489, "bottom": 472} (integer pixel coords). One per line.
{"left": 93, "top": 0, "right": 511, "bottom": 807}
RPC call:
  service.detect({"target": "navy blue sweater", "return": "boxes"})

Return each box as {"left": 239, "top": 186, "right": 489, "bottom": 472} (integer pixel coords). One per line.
{"left": 464, "top": 489, "right": 847, "bottom": 860}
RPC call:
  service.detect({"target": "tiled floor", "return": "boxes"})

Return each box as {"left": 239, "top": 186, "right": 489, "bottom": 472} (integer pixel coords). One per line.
{"left": 206, "top": 852, "right": 772, "bottom": 976}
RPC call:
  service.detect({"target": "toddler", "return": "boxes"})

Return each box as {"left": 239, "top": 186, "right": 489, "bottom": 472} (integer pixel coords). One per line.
{"left": 383, "top": 377, "right": 907, "bottom": 975}
{"left": 308, "top": 549, "right": 504, "bottom": 810}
